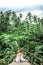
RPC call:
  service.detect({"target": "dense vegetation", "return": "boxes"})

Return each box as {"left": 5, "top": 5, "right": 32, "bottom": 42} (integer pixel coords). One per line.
{"left": 0, "top": 10, "right": 43, "bottom": 65}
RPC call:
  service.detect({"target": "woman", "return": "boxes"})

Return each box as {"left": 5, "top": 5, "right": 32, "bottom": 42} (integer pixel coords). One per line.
{"left": 15, "top": 49, "right": 25, "bottom": 62}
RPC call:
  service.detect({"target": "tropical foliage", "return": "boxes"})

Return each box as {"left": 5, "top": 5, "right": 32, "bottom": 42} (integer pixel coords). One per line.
{"left": 0, "top": 10, "right": 43, "bottom": 65}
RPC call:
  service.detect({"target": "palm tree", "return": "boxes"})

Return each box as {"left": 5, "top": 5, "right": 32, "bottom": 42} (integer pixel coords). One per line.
{"left": 19, "top": 13, "right": 23, "bottom": 18}
{"left": 33, "top": 15, "right": 37, "bottom": 23}
{"left": 27, "top": 12, "right": 32, "bottom": 31}
{"left": 38, "top": 17, "right": 43, "bottom": 32}
{"left": 41, "top": 17, "right": 43, "bottom": 25}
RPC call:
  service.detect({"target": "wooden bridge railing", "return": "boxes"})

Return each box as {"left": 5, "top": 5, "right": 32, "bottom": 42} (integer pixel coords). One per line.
{"left": 0, "top": 50, "right": 43, "bottom": 65}
{"left": 25, "top": 51, "right": 43, "bottom": 65}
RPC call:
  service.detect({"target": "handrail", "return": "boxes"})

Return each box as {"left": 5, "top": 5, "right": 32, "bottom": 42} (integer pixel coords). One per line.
{"left": 25, "top": 51, "right": 43, "bottom": 65}
{"left": 0, "top": 52, "right": 5, "bottom": 56}
{"left": 0, "top": 50, "right": 43, "bottom": 65}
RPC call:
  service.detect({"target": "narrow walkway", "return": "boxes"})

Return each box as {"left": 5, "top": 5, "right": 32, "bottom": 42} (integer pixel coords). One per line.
{"left": 9, "top": 62, "right": 31, "bottom": 65}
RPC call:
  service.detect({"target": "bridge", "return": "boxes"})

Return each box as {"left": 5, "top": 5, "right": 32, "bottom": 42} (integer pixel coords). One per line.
{"left": 0, "top": 51, "right": 43, "bottom": 65}
{"left": 9, "top": 51, "right": 43, "bottom": 65}
{"left": 9, "top": 62, "right": 31, "bottom": 65}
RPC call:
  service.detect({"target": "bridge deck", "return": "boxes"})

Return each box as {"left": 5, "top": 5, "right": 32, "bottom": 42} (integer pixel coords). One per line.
{"left": 9, "top": 62, "right": 31, "bottom": 65}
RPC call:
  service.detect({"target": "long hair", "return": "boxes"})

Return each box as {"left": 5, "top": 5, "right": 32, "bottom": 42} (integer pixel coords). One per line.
{"left": 17, "top": 48, "right": 24, "bottom": 53}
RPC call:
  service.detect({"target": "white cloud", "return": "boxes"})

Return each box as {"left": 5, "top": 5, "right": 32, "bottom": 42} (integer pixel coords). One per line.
{"left": 0, "top": 0, "right": 43, "bottom": 8}
{"left": 17, "top": 10, "right": 43, "bottom": 21}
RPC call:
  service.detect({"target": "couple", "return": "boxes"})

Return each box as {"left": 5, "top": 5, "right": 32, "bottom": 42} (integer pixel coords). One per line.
{"left": 15, "top": 49, "right": 25, "bottom": 62}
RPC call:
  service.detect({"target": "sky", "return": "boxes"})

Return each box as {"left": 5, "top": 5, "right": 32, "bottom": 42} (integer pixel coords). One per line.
{"left": 0, "top": 0, "right": 43, "bottom": 8}
{"left": 0, "top": 0, "right": 43, "bottom": 18}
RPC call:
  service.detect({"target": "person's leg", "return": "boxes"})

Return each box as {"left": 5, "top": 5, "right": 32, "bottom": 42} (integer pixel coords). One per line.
{"left": 20, "top": 57, "right": 25, "bottom": 62}
{"left": 15, "top": 57, "right": 20, "bottom": 62}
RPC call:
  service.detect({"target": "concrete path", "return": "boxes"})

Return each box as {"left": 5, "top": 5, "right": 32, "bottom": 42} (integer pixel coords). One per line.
{"left": 9, "top": 62, "right": 31, "bottom": 65}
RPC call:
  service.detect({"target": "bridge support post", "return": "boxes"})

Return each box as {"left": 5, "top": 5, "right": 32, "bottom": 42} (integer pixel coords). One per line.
{"left": 40, "top": 60, "right": 42, "bottom": 65}
{"left": 31, "top": 54, "right": 33, "bottom": 64}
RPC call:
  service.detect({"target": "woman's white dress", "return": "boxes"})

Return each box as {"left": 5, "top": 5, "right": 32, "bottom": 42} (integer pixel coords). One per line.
{"left": 15, "top": 53, "right": 25, "bottom": 62}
